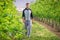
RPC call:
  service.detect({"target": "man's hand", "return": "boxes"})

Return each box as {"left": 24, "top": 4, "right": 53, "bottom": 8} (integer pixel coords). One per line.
{"left": 32, "top": 19, "right": 34, "bottom": 23}
{"left": 23, "top": 19, "right": 25, "bottom": 23}
{"left": 23, "top": 18, "right": 25, "bottom": 23}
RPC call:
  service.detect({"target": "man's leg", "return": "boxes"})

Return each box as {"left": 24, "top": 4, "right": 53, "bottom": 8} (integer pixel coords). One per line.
{"left": 24, "top": 21, "right": 27, "bottom": 35}
{"left": 27, "top": 21, "right": 32, "bottom": 37}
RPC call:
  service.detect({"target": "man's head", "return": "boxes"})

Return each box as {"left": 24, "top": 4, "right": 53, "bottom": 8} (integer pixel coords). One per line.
{"left": 26, "top": 3, "right": 30, "bottom": 8}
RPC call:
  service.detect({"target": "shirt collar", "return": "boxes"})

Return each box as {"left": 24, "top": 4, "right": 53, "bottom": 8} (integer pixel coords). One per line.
{"left": 25, "top": 8, "right": 30, "bottom": 10}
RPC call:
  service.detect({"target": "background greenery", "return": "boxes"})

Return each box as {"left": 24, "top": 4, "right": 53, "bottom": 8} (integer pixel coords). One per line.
{"left": 0, "top": 0, "right": 60, "bottom": 40}
{"left": 0, "top": 0, "right": 24, "bottom": 40}
{"left": 31, "top": 0, "right": 60, "bottom": 31}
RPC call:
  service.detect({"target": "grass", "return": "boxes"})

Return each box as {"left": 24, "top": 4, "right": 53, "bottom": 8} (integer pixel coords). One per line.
{"left": 19, "top": 13, "right": 60, "bottom": 40}
{"left": 22, "top": 21, "right": 60, "bottom": 40}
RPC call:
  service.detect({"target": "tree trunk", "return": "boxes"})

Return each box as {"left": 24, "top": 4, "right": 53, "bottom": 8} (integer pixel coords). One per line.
{"left": 51, "top": 19, "right": 54, "bottom": 28}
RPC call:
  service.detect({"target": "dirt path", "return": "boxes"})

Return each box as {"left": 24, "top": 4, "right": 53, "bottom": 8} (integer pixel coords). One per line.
{"left": 33, "top": 19, "right": 60, "bottom": 38}
{"left": 22, "top": 20, "right": 60, "bottom": 40}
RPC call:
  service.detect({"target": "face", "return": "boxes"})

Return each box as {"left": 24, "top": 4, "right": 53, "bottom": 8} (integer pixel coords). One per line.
{"left": 26, "top": 3, "right": 30, "bottom": 8}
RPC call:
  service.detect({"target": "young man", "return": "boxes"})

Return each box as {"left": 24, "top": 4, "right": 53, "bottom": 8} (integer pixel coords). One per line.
{"left": 22, "top": 3, "right": 33, "bottom": 37}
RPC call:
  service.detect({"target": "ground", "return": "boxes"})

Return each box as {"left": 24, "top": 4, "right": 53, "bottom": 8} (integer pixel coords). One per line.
{"left": 19, "top": 13, "right": 60, "bottom": 40}
{"left": 22, "top": 21, "right": 60, "bottom": 40}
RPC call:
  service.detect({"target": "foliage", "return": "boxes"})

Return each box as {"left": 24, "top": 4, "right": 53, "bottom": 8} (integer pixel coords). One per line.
{"left": 31, "top": 0, "right": 60, "bottom": 23}
{"left": 0, "top": 0, "right": 24, "bottom": 40}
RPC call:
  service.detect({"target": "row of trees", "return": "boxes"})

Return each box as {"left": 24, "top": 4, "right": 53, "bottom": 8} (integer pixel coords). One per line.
{"left": 31, "top": 0, "right": 60, "bottom": 31}
{"left": 0, "top": 0, "right": 24, "bottom": 40}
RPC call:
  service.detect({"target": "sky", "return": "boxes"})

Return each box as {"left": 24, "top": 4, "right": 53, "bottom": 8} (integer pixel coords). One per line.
{"left": 14, "top": 0, "right": 35, "bottom": 11}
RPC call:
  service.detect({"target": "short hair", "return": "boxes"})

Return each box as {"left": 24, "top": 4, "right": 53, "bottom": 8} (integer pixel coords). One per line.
{"left": 26, "top": 3, "right": 29, "bottom": 5}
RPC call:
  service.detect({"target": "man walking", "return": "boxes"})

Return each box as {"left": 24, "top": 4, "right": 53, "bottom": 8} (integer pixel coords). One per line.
{"left": 22, "top": 3, "right": 33, "bottom": 37}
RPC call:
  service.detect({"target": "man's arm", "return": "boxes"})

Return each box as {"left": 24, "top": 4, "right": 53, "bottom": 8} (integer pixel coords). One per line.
{"left": 31, "top": 11, "right": 33, "bottom": 22}
{"left": 22, "top": 10, "right": 25, "bottom": 23}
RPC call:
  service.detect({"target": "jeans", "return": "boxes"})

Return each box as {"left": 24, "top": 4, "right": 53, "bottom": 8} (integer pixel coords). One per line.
{"left": 24, "top": 20, "right": 32, "bottom": 37}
